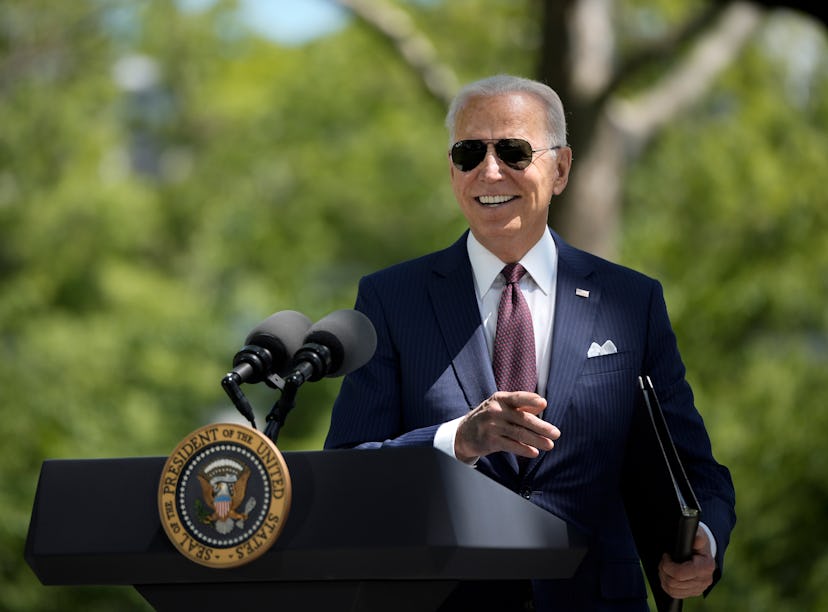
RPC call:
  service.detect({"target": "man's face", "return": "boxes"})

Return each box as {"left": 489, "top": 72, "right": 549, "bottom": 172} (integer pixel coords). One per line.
{"left": 449, "top": 92, "right": 571, "bottom": 262}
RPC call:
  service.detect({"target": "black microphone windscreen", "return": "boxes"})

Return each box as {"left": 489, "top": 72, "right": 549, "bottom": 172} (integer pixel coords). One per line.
{"left": 304, "top": 309, "right": 377, "bottom": 377}
{"left": 245, "top": 310, "right": 312, "bottom": 375}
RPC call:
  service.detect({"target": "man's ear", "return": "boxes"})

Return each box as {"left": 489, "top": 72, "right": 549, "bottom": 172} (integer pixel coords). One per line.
{"left": 551, "top": 146, "right": 573, "bottom": 195}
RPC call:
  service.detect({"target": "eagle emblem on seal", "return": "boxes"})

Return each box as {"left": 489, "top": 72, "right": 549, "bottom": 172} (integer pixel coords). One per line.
{"left": 196, "top": 458, "right": 257, "bottom": 534}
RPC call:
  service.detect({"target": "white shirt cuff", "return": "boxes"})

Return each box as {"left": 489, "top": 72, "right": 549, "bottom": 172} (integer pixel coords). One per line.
{"left": 434, "top": 416, "right": 478, "bottom": 466}
{"left": 698, "top": 521, "right": 717, "bottom": 559}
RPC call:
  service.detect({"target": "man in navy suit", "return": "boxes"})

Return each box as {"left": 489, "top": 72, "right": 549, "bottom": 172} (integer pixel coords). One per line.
{"left": 325, "top": 75, "right": 735, "bottom": 611}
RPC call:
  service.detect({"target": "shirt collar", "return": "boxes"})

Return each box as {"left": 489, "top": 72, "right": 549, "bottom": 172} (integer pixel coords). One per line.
{"left": 466, "top": 229, "right": 557, "bottom": 299}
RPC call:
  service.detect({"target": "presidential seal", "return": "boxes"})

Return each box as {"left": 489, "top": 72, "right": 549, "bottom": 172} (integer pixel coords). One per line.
{"left": 158, "top": 423, "right": 291, "bottom": 568}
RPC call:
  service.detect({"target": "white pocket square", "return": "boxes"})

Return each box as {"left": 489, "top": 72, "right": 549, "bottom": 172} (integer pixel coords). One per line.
{"left": 587, "top": 340, "right": 617, "bottom": 358}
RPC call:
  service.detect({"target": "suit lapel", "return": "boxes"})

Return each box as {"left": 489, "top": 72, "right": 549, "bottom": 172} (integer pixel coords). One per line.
{"left": 428, "top": 234, "right": 519, "bottom": 474}
{"left": 544, "top": 241, "right": 600, "bottom": 425}
{"left": 525, "top": 233, "right": 600, "bottom": 475}
{"left": 428, "top": 233, "right": 496, "bottom": 408}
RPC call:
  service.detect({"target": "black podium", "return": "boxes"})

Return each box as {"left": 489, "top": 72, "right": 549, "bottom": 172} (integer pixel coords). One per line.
{"left": 26, "top": 446, "right": 586, "bottom": 611}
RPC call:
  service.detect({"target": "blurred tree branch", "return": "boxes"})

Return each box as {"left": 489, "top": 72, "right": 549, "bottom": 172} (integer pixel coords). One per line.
{"left": 598, "top": 2, "right": 728, "bottom": 104}
{"left": 610, "top": 3, "right": 763, "bottom": 145}
{"left": 334, "top": 0, "right": 458, "bottom": 106}
{"left": 541, "top": 0, "right": 763, "bottom": 257}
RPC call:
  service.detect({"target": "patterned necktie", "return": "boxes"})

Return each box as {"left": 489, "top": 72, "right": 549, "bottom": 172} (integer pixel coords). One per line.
{"left": 492, "top": 263, "right": 537, "bottom": 393}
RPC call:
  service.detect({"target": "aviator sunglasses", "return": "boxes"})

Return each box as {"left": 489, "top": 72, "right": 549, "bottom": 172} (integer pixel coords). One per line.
{"left": 450, "top": 138, "right": 561, "bottom": 172}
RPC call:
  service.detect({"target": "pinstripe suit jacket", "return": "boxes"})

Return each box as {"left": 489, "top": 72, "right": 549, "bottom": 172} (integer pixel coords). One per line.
{"left": 325, "top": 230, "right": 735, "bottom": 611}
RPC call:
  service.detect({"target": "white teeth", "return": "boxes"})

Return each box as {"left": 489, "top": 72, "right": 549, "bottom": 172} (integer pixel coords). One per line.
{"left": 478, "top": 195, "right": 515, "bottom": 205}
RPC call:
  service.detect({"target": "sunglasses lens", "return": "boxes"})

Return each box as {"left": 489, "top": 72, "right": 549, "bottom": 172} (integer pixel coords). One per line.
{"left": 450, "top": 139, "right": 535, "bottom": 171}
{"left": 495, "top": 139, "right": 533, "bottom": 169}
{"left": 451, "top": 140, "right": 487, "bottom": 172}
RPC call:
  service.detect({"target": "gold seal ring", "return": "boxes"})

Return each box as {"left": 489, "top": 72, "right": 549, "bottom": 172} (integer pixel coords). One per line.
{"left": 157, "top": 423, "right": 291, "bottom": 568}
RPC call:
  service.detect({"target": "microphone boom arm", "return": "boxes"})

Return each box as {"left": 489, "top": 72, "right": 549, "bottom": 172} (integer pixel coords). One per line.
{"left": 263, "top": 343, "right": 332, "bottom": 443}
{"left": 221, "top": 371, "right": 258, "bottom": 430}
{"left": 263, "top": 379, "right": 297, "bottom": 443}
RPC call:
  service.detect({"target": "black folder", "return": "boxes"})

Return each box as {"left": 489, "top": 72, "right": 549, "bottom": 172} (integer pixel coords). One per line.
{"left": 624, "top": 376, "right": 701, "bottom": 612}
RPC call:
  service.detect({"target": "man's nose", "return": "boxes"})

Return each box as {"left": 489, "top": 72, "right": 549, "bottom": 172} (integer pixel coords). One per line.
{"left": 479, "top": 145, "right": 504, "bottom": 179}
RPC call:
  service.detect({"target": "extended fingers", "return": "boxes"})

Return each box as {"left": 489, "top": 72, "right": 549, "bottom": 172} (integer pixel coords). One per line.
{"left": 459, "top": 393, "right": 560, "bottom": 458}
{"left": 497, "top": 393, "right": 560, "bottom": 442}
{"left": 507, "top": 410, "right": 560, "bottom": 447}
{"left": 503, "top": 420, "right": 557, "bottom": 456}
{"left": 496, "top": 391, "right": 548, "bottom": 415}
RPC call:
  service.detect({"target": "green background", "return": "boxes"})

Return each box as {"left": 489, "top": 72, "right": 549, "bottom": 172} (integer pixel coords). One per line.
{"left": 2, "top": 1, "right": 826, "bottom": 610}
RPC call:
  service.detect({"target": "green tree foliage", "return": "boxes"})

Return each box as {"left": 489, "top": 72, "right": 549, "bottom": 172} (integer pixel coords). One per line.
{"left": 622, "top": 17, "right": 828, "bottom": 610}
{"left": 1, "top": 0, "right": 825, "bottom": 610}
{"left": 0, "top": 1, "right": 487, "bottom": 608}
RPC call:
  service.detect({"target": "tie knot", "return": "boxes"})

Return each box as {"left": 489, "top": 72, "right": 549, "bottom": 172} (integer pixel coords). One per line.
{"left": 501, "top": 263, "right": 527, "bottom": 285}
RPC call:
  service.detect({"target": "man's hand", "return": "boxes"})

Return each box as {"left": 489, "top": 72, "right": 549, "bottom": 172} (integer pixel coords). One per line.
{"left": 454, "top": 391, "right": 560, "bottom": 463}
{"left": 658, "top": 528, "right": 716, "bottom": 599}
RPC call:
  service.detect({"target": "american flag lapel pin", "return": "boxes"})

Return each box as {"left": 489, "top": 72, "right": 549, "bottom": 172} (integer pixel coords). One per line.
{"left": 576, "top": 288, "right": 590, "bottom": 298}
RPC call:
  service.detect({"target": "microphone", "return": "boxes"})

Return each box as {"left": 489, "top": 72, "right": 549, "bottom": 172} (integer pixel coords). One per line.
{"left": 285, "top": 309, "right": 377, "bottom": 386}
{"left": 229, "top": 310, "right": 313, "bottom": 385}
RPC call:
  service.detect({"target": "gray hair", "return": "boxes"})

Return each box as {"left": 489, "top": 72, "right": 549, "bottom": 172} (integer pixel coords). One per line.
{"left": 445, "top": 74, "right": 567, "bottom": 148}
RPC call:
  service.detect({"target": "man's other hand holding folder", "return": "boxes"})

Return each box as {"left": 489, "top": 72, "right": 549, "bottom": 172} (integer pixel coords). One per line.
{"left": 624, "top": 376, "right": 718, "bottom": 612}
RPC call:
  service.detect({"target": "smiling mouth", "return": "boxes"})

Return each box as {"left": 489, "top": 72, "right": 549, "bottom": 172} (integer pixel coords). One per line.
{"left": 476, "top": 195, "right": 517, "bottom": 206}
